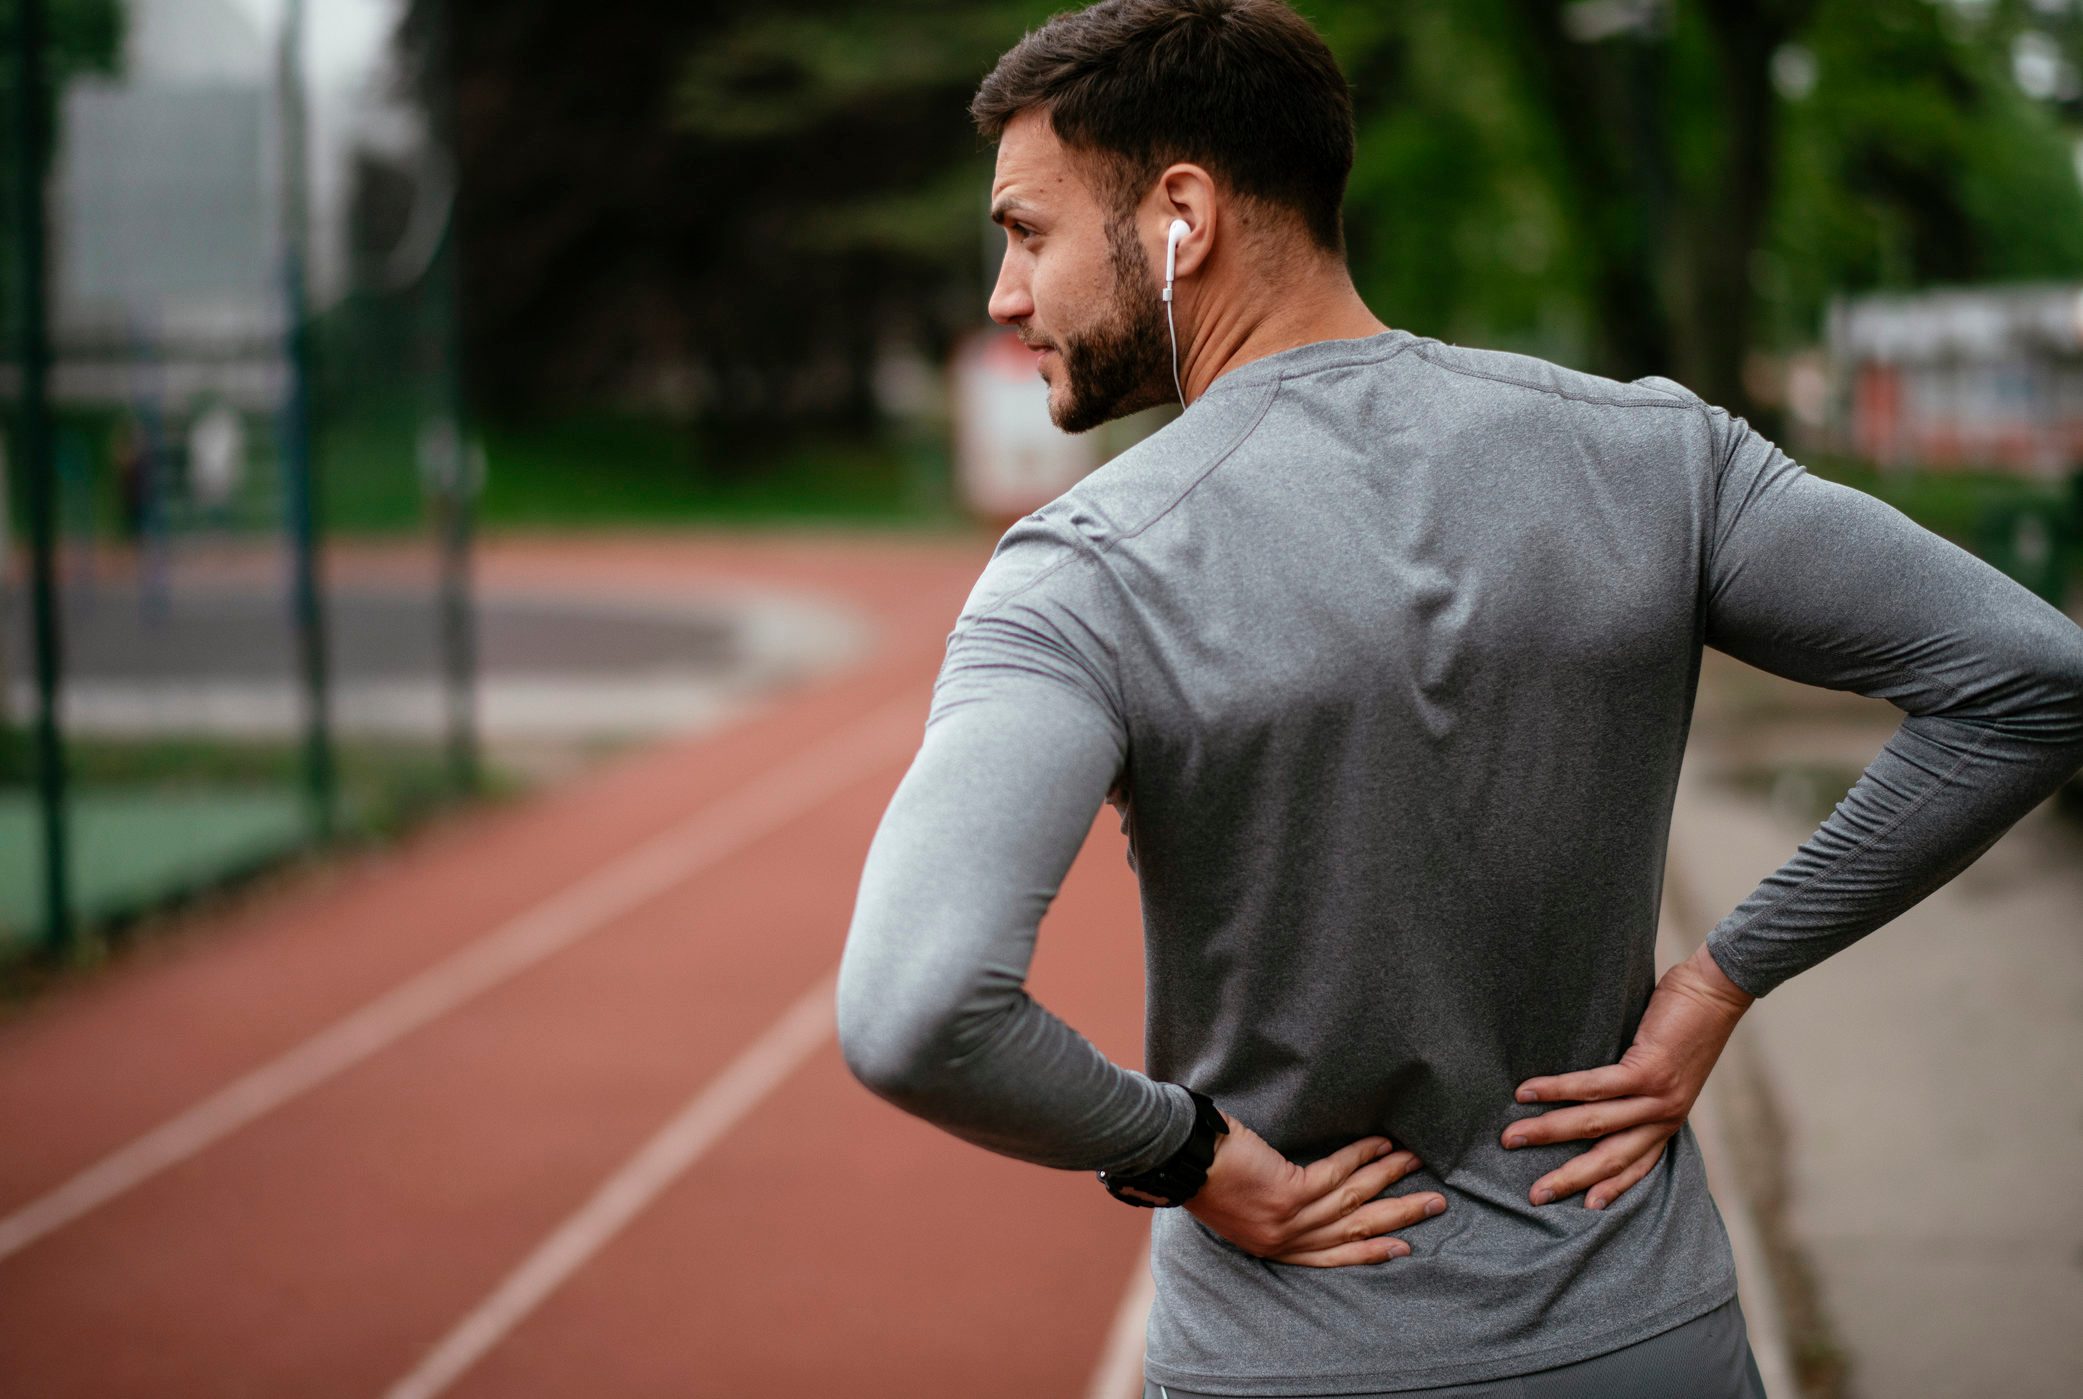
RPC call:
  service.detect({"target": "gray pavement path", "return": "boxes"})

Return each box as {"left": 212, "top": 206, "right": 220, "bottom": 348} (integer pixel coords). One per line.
{"left": 1667, "top": 651, "right": 2083, "bottom": 1399}
{"left": 2, "top": 581, "right": 872, "bottom": 743}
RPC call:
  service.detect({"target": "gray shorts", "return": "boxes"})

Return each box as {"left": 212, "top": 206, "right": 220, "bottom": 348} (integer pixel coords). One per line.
{"left": 1142, "top": 1292, "right": 1767, "bottom": 1398}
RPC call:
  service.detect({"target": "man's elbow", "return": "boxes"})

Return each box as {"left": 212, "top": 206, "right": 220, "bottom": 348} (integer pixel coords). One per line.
{"left": 835, "top": 994, "right": 935, "bottom": 1100}
{"left": 833, "top": 961, "right": 973, "bottom": 1103}
{"left": 2042, "top": 619, "right": 2083, "bottom": 752}
{"left": 836, "top": 964, "right": 1016, "bottom": 1105}
{"left": 1982, "top": 612, "right": 2083, "bottom": 749}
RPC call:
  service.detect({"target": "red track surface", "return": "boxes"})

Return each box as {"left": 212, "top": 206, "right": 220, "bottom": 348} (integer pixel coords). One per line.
{"left": 0, "top": 532, "right": 1155, "bottom": 1398}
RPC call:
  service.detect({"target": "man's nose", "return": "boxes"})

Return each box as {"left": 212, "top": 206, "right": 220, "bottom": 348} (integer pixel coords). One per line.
{"left": 987, "top": 252, "right": 1031, "bottom": 327}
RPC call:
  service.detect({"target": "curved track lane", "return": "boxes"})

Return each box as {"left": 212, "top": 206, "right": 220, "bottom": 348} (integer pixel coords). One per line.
{"left": 0, "top": 532, "right": 1156, "bottom": 1398}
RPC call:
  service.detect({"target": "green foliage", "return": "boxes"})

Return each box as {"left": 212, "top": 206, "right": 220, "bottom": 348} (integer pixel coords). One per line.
{"left": 790, "top": 162, "right": 993, "bottom": 262}
{"left": 1323, "top": 0, "right": 2083, "bottom": 411}
{"left": 0, "top": 0, "right": 123, "bottom": 73}
{"left": 1329, "top": 2, "right": 1592, "bottom": 357}
{"left": 414, "top": 0, "right": 2083, "bottom": 442}
{"left": 1765, "top": 0, "right": 2083, "bottom": 342}
{"left": 669, "top": 0, "right": 1057, "bottom": 190}
{"left": 1804, "top": 455, "right": 2078, "bottom": 552}
{"left": 676, "top": 3, "right": 1036, "bottom": 142}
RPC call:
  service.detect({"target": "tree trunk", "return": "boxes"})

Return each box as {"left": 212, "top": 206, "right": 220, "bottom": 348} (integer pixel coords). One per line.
{"left": 1498, "top": 2, "right": 1675, "bottom": 384}
{"left": 1676, "top": 0, "right": 1818, "bottom": 429}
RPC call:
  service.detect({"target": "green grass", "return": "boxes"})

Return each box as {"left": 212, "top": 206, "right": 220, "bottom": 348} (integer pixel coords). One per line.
{"left": 477, "top": 418, "right": 959, "bottom": 530}
{"left": 17, "top": 399, "right": 2078, "bottom": 571}
{"left": 0, "top": 788, "right": 309, "bottom": 945}
{"left": 314, "top": 397, "right": 966, "bottom": 534}
{"left": 0, "top": 735, "right": 506, "bottom": 963}
{"left": 7, "top": 397, "right": 968, "bottom": 543}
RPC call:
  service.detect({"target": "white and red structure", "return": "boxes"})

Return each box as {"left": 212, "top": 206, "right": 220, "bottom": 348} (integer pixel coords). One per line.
{"left": 1828, "top": 284, "right": 2083, "bottom": 479}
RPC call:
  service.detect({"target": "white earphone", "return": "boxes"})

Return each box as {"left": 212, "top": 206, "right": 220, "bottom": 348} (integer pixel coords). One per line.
{"left": 1163, "top": 217, "right": 1190, "bottom": 407}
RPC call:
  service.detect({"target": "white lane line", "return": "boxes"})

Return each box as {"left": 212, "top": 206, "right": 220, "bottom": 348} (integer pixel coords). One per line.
{"left": 385, "top": 969, "right": 838, "bottom": 1399}
{"left": 0, "top": 696, "right": 922, "bottom": 1266}
{"left": 1086, "top": 1237, "right": 1155, "bottom": 1399}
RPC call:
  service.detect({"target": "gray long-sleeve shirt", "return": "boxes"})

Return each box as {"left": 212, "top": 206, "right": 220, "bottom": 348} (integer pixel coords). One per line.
{"left": 834, "top": 328, "right": 2083, "bottom": 1395}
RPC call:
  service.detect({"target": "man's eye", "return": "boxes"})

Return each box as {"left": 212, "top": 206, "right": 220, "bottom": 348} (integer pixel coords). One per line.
{"left": 1012, "top": 224, "right": 1037, "bottom": 241}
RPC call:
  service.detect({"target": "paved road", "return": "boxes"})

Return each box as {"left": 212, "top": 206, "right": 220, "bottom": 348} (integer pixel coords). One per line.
{"left": 2, "top": 541, "right": 871, "bottom": 741}
{"left": 3, "top": 585, "right": 734, "bottom": 682}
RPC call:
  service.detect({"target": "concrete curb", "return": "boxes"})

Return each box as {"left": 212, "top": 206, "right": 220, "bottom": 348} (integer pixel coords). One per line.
{"left": 1659, "top": 866, "right": 1804, "bottom": 1399}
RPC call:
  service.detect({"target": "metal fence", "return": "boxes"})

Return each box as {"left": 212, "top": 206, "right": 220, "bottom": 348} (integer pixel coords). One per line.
{"left": 1, "top": 0, "right": 476, "bottom": 959}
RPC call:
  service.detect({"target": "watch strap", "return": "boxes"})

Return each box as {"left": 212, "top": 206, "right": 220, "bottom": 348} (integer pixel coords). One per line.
{"left": 1096, "top": 1087, "right": 1229, "bottom": 1208}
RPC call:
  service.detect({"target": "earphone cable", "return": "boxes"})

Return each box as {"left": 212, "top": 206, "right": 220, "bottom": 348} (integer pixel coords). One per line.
{"left": 1167, "top": 296, "right": 1185, "bottom": 409}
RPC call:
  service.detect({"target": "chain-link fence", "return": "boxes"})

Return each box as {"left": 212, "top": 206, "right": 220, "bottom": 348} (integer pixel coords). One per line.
{"left": 1, "top": 0, "right": 476, "bottom": 959}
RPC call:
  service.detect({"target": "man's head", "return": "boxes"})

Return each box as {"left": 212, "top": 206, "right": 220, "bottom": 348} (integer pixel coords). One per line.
{"left": 973, "top": 0, "right": 1356, "bottom": 432}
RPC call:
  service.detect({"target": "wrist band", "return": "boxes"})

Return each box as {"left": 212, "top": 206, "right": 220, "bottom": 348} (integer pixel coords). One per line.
{"left": 1097, "top": 1086, "right": 1229, "bottom": 1208}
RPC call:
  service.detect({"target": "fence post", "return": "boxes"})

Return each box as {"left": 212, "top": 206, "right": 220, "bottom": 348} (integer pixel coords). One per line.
{"left": 13, "top": 0, "right": 72, "bottom": 952}
{"left": 433, "top": 0, "right": 480, "bottom": 796}
{"left": 275, "top": 0, "right": 336, "bottom": 839}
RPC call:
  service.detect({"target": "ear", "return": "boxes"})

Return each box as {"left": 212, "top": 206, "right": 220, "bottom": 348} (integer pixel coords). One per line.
{"left": 1154, "top": 163, "right": 1217, "bottom": 282}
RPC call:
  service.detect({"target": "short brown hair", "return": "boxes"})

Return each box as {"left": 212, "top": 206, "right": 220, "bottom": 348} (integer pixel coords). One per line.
{"left": 971, "top": 0, "right": 1355, "bottom": 255}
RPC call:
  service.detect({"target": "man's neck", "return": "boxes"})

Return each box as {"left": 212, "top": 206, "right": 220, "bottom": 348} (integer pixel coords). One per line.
{"left": 1178, "top": 271, "right": 1390, "bottom": 404}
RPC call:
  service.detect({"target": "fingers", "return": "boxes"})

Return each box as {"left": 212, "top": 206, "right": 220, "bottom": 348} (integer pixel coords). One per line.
{"left": 1278, "top": 1189, "right": 1446, "bottom": 1258}
{"left": 1526, "top": 1123, "right": 1673, "bottom": 1207}
{"left": 1188, "top": 1124, "right": 1411, "bottom": 1262}
{"left": 1295, "top": 1134, "right": 1396, "bottom": 1200}
{"left": 1500, "top": 1095, "right": 1667, "bottom": 1150}
{"left": 1512, "top": 1063, "right": 1648, "bottom": 1106}
{"left": 1215, "top": 1134, "right": 1449, "bottom": 1268}
{"left": 1583, "top": 1138, "right": 1669, "bottom": 1210}
{"left": 1284, "top": 1149, "right": 1428, "bottom": 1236}
{"left": 1271, "top": 1235, "right": 1411, "bottom": 1268}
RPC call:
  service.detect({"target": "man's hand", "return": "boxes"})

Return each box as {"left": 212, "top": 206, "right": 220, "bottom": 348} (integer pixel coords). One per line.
{"left": 1184, "top": 1116, "right": 1447, "bottom": 1267}
{"left": 1502, "top": 942, "right": 1755, "bottom": 1211}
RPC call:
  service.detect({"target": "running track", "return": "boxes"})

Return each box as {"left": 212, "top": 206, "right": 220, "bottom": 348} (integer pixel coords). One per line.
{"left": 0, "top": 532, "right": 1160, "bottom": 1397}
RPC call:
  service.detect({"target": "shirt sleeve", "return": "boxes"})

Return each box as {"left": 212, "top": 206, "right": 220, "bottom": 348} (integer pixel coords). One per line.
{"left": 1692, "top": 399, "right": 2083, "bottom": 998}
{"left": 834, "top": 515, "right": 1197, "bottom": 1174}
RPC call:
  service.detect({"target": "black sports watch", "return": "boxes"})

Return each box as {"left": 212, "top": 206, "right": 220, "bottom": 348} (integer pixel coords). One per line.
{"left": 1097, "top": 1087, "right": 1229, "bottom": 1208}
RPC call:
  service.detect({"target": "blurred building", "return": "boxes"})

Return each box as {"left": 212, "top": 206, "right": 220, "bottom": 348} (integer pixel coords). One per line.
{"left": 1827, "top": 284, "right": 2083, "bottom": 480}
{"left": 48, "top": 0, "right": 282, "bottom": 414}
{"left": 0, "top": 0, "right": 416, "bottom": 420}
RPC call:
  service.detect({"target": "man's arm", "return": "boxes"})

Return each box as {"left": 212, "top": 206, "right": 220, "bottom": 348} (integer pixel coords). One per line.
{"left": 1505, "top": 398, "right": 2083, "bottom": 1205}
{"left": 835, "top": 668, "right": 1197, "bottom": 1175}
{"left": 836, "top": 522, "right": 1449, "bottom": 1263}
{"left": 1695, "top": 405, "right": 2083, "bottom": 994}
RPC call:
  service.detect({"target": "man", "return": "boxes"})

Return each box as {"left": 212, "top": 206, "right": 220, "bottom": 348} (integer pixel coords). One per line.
{"left": 835, "top": 2, "right": 2083, "bottom": 1394}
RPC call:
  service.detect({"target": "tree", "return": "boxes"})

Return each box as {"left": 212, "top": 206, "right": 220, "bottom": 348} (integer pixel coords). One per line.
{"left": 398, "top": 0, "right": 2083, "bottom": 446}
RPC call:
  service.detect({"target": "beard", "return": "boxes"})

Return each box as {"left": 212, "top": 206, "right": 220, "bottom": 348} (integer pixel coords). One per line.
{"left": 1042, "top": 215, "right": 1179, "bottom": 434}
